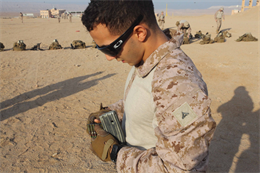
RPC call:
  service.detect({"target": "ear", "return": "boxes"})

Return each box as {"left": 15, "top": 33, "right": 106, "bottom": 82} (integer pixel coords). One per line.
{"left": 133, "top": 25, "right": 147, "bottom": 42}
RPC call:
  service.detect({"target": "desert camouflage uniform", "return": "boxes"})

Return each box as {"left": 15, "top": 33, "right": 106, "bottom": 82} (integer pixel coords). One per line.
{"left": 215, "top": 10, "right": 225, "bottom": 33}
{"left": 158, "top": 13, "right": 165, "bottom": 30}
{"left": 108, "top": 32, "right": 216, "bottom": 172}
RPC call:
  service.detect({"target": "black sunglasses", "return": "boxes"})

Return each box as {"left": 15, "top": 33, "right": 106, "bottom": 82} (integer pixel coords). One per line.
{"left": 96, "top": 15, "right": 143, "bottom": 57}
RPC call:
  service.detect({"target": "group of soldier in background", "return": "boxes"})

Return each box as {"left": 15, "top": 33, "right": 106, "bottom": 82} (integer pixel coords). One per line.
{"left": 58, "top": 13, "right": 72, "bottom": 23}
{"left": 0, "top": 7, "right": 257, "bottom": 52}
{"left": 158, "top": 7, "right": 257, "bottom": 45}
{"left": 0, "top": 39, "right": 96, "bottom": 52}
{"left": 19, "top": 11, "right": 72, "bottom": 24}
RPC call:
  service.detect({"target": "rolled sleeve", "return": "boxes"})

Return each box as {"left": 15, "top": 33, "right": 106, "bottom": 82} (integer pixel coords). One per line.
{"left": 108, "top": 99, "right": 124, "bottom": 122}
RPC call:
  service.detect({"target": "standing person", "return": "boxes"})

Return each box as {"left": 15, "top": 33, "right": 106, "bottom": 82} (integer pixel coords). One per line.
{"left": 82, "top": 0, "right": 216, "bottom": 172}
{"left": 58, "top": 15, "right": 61, "bottom": 23}
{"left": 158, "top": 11, "right": 165, "bottom": 30}
{"left": 215, "top": 7, "right": 225, "bottom": 34}
{"left": 69, "top": 13, "right": 72, "bottom": 23}
{"left": 20, "top": 12, "right": 23, "bottom": 23}
{"left": 176, "top": 20, "right": 192, "bottom": 38}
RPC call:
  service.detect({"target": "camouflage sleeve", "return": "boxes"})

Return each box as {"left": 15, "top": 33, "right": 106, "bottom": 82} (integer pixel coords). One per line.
{"left": 108, "top": 99, "right": 124, "bottom": 122}
{"left": 116, "top": 49, "right": 216, "bottom": 172}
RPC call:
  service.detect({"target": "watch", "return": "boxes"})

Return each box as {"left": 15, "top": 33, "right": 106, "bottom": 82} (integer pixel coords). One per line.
{"left": 110, "top": 144, "right": 125, "bottom": 163}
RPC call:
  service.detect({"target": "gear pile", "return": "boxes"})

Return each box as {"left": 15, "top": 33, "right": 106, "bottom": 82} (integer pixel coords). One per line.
{"left": 49, "top": 39, "right": 63, "bottom": 50}
{"left": 236, "top": 33, "right": 258, "bottom": 42}
{"left": 199, "top": 33, "right": 214, "bottom": 44}
{"left": 71, "top": 40, "right": 86, "bottom": 49}
{"left": 13, "top": 40, "right": 26, "bottom": 51}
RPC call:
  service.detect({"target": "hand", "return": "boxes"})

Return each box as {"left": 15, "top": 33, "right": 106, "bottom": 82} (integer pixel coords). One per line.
{"left": 90, "top": 124, "right": 118, "bottom": 162}
{"left": 86, "top": 103, "right": 111, "bottom": 136}
{"left": 88, "top": 109, "right": 110, "bottom": 124}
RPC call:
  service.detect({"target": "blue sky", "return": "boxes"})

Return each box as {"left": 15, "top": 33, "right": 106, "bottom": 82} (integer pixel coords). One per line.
{"left": 1, "top": 0, "right": 250, "bottom": 9}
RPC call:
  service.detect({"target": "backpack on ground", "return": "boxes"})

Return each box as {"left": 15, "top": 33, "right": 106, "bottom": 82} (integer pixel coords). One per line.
{"left": 214, "top": 32, "right": 225, "bottom": 43}
{"left": 195, "top": 30, "right": 203, "bottom": 39}
{"left": 71, "top": 40, "right": 86, "bottom": 49}
{"left": 236, "top": 33, "right": 258, "bottom": 42}
{"left": 0, "top": 42, "right": 5, "bottom": 51}
{"left": 13, "top": 40, "right": 26, "bottom": 51}
{"left": 49, "top": 39, "right": 62, "bottom": 50}
{"left": 200, "top": 33, "right": 214, "bottom": 44}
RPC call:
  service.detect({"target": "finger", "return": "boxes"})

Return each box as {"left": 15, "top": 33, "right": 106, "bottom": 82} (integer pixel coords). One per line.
{"left": 89, "top": 115, "right": 100, "bottom": 123}
{"left": 94, "top": 119, "right": 101, "bottom": 123}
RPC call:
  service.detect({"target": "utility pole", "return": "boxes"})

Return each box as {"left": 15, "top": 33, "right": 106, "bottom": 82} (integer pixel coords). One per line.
{"left": 241, "top": 0, "right": 254, "bottom": 12}
{"left": 166, "top": 4, "right": 168, "bottom": 17}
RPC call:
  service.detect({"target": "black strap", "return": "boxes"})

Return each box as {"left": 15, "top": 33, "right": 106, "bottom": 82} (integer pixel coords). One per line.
{"left": 110, "top": 144, "right": 125, "bottom": 163}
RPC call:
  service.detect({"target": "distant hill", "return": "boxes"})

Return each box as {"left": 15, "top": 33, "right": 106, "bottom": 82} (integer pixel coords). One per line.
{"left": 0, "top": 1, "right": 87, "bottom": 13}
{"left": 0, "top": 1, "right": 245, "bottom": 17}
{"left": 208, "top": 5, "right": 242, "bottom": 9}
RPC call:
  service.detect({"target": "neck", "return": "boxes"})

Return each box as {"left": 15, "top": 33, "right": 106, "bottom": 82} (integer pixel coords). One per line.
{"left": 142, "top": 27, "right": 169, "bottom": 62}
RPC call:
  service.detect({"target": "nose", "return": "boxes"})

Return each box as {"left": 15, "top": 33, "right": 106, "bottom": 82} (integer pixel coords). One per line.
{"left": 105, "top": 55, "right": 116, "bottom": 61}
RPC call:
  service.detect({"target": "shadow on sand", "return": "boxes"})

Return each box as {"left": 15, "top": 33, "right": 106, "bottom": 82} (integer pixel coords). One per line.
{"left": 220, "top": 28, "right": 232, "bottom": 32}
{"left": 209, "top": 86, "right": 259, "bottom": 172}
{"left": 0, "top": 71, "right": 116, "bottom": 121}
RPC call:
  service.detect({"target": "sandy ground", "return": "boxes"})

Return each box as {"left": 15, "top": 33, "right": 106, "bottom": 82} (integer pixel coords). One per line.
{"left": 0, "top": 6, "right": 259, "bottom": 173}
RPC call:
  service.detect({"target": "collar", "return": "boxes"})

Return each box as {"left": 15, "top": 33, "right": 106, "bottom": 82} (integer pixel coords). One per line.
{"left": 136, "top": 32, "right": 184, "bottom": 77}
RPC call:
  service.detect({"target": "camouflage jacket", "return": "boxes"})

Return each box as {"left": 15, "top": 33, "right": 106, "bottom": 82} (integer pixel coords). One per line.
{"left": 158, "top": 14, "right": 165, "bottom": 22}
{"left": 215, "top": 10, "right": 225, "bottom": 20}
{"left": 108, "top": 33, "right": 216, "bottom": 172}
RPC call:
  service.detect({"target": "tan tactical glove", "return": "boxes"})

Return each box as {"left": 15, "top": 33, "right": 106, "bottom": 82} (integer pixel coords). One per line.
{"left": 87, "top": 103, "right": 110, "bottom": 137}
{"left": 91, "top": 124, "right": 118, "bottom": 162}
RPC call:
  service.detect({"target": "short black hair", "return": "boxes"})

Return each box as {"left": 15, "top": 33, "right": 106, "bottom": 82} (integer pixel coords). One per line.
{"left": 81, "top": 0, "right": 157, "bottom": 35}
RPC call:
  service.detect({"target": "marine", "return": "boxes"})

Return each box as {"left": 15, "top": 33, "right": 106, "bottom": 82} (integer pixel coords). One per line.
{"left": 82, "top": 1, "right": 216, "bottom": 172}
{"left": 158, "top": 11, "right": 165, "bottom": 30}
{"left": 215, "top": 7, "right": 225, "bottom": 34}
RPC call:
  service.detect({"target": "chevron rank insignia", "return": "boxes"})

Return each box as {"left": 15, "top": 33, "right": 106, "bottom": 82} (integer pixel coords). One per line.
{"left": 173, "top": 102, "right": 198, "bottom": 127}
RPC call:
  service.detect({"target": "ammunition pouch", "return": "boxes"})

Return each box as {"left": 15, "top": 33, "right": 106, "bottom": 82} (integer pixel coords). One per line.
{"left": 91, "top": 124, "right": 118, "bottom": 162}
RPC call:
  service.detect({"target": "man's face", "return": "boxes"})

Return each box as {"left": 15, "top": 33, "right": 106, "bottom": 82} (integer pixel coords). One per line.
{"left": 89, "top": 24, "right": 144, "bottom": 66}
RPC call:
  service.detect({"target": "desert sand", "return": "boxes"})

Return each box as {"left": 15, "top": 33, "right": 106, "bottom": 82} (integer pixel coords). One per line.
{"left": 0, "top": 6, "right": 259, "bottom": 173}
